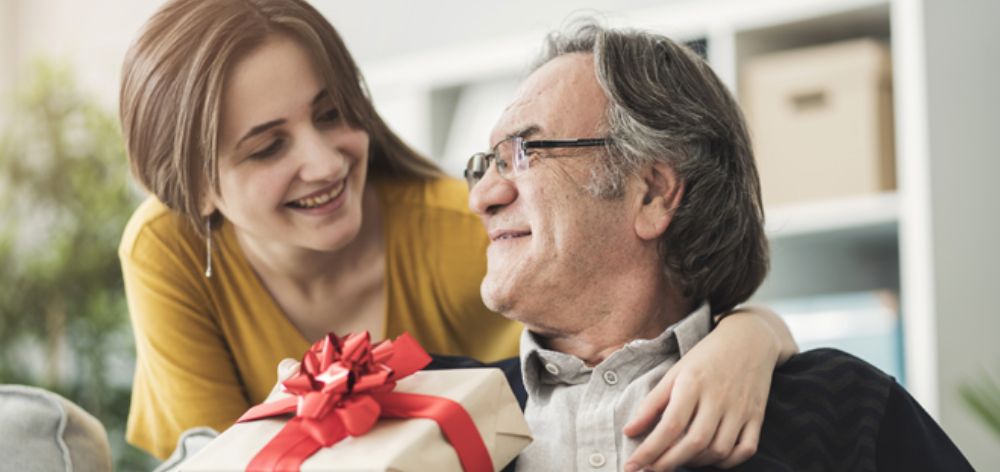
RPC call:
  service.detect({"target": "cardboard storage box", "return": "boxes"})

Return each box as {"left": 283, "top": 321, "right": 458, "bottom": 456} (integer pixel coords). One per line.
{"left": 742, "top": 38, "right": 895, "bottom": 207}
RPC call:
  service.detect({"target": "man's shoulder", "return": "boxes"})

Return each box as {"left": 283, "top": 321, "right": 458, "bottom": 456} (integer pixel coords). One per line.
{"left": 776, "top": 348, "right": 895, "bottom": 385}
{"left": 768, "top": 348, "right": 895, "bottom": 420}
{"left": 751, "top": 349, "right": 895, "bottom": 471}
{"left": 722, "top": 348, "right": 975, "bottom": 472}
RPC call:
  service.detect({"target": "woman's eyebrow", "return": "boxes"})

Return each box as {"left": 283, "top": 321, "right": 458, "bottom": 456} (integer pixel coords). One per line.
{"left": 235, "top": 89, "right": 330, "bottom": 150}
{"left": 235, "top": 119, "right": 285, "bottom": 150}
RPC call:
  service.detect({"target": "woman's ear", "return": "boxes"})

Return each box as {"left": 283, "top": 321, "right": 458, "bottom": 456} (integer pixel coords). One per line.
{"left": 634, "top": 162, "right": 684, "bottom": 241}
{"left": 200, "top": 190, "right": 217, "bottom": 217}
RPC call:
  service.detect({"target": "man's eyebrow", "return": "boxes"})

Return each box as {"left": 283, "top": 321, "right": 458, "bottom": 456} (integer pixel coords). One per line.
{"left": 235, "top": 90, "right": 329, "bottom": 150}
{"left": 491, "top": 125, "right": 540, "bottom": 148}
{"left": 510, "top": 125, "right": 539, "bottom": 140}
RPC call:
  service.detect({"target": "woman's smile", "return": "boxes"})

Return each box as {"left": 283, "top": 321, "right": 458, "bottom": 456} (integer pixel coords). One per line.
{"left": 285, "top": 176, "right": 348, "bottom": 214}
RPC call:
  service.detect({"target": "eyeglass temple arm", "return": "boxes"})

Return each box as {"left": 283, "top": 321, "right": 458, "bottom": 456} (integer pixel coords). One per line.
{"left": 523, "top": 138, "right": 608, "bottom": 149}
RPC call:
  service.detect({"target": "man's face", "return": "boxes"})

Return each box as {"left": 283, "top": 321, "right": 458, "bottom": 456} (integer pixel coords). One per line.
{"left": 468, "top": 53, "right": 644, "bottom": 334}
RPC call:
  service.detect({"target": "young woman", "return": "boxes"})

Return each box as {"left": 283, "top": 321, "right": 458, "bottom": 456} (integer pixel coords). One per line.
{"left": 118, "top": 0, "right": 797, "bottom": 468}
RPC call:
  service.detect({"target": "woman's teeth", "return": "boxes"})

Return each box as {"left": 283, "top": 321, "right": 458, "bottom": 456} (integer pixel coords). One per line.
{"left": 292, "top": 181, "right": 344, "bottom": 208}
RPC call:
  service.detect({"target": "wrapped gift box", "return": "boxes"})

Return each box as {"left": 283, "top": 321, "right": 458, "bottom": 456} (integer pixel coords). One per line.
{"left": 179, "top": 368, "right": 531, "bottom": 471}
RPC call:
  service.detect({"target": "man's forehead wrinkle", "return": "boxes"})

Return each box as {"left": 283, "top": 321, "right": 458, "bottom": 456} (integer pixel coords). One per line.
{"left": 489, "top": 55, "right": 589, "bottom": 146}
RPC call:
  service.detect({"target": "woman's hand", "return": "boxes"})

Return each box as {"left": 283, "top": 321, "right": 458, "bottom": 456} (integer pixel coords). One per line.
{"left": 623, "top": 305, "right": 797, "bottom": 472}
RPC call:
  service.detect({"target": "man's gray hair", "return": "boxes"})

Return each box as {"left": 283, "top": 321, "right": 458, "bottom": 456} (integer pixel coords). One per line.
{"left": 534, "top": 20, "right": 769, "bottom": 314}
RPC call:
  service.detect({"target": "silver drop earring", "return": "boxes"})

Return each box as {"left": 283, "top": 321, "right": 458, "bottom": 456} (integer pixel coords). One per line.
{"left": 204, "top": 217, "right": 213, "bottom": 278}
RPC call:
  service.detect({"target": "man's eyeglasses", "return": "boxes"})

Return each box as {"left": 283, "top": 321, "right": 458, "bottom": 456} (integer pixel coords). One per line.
{"left": 464, "top": 136, "right": 608, "bottom": 188}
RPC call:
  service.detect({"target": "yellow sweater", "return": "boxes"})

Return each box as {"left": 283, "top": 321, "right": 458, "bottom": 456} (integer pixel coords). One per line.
{"left": 119, "top": 176, "right": 521, "bottom": 459}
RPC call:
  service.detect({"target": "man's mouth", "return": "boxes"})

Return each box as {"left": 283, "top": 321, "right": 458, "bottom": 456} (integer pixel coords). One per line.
{"left": 489, "top": 230, "right": 531, "bottom": 242}
{"left": 286, "top": 179, "right": 346, "bottom": 209}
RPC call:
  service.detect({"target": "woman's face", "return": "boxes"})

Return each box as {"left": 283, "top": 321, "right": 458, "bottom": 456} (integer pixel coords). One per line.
{"left": 210, "top": 34, "right": 371, "bottom": 253}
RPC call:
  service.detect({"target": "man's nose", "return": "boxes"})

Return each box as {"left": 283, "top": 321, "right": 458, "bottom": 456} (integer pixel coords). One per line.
{"left": 469, "top": 166, "right": 517, "bottom": 217}
{"left": 296, "top": 129, "right": 346, "bottom": 182}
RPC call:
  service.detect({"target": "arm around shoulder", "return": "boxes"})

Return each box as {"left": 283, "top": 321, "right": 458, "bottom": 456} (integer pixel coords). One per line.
{"left": 715, "top": 304, "right": 799, "bottom": 365}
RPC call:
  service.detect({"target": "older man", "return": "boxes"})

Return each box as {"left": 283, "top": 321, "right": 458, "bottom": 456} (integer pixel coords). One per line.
{"left": 465, "top": 23, "right": 972, "bottom": 472}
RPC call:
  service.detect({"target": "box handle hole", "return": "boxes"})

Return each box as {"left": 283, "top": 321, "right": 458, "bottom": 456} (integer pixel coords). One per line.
{"left": 791, "top": 90, "right": 828, "bottom": 111}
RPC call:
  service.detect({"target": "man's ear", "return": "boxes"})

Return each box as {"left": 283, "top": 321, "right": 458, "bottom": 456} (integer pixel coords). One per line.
{"left": 634, "top": 162, "right": 684, "bottom": 241}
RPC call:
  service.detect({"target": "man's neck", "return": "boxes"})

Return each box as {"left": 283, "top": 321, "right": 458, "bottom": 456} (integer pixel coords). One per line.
{"left": 538, "top": 281, "right": 693, "bottom": 366}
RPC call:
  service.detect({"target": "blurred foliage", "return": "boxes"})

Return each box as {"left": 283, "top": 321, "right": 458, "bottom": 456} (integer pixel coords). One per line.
{"left": 961, "top": 370, "right": 1000, "bottom": 441}
{"left": 0, "top": 61, "right": 156, "bottom": 470}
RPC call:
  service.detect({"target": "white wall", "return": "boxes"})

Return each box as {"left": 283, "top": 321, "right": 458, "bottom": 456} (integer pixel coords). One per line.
{"left": 294, "top": 0, "right": 678, "bottom": 63}
{"left": 6, "top": 0, "right": 160, "bottom": 108}
{"left": 0, "top": 0, "right": 18, "bottom": 127}
{"left": 921, "top": 0, "right": 1000, "bottom": 466}
{"left": 1, "top": 0, "right": 679, "bottom": 111}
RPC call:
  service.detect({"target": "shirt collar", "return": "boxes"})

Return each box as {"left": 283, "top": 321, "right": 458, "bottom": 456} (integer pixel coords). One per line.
{"left": 520, "top": 302, "right": 712, "bottom": 393}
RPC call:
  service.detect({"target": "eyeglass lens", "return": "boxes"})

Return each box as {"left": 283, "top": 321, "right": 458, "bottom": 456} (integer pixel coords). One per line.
{"left": 464, "top": 136, "right": 525, "bottom": 187}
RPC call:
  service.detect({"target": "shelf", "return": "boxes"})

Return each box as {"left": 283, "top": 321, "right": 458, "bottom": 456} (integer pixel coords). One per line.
{"left": 765, "top": 192, "right": 898, "bottom": 238}
{"left": 734, "top": 2, "right": 891, "bottom": 63}
{"left": 756, "top": 193, "right": 900, "bottom": 302}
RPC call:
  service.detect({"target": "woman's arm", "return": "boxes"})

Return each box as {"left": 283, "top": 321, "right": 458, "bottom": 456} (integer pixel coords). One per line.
{"left": 623, "top": 304, "right": 798, "bottom": 472}
{"left": 719, "top": 304, "right": 798, "bottom": 364}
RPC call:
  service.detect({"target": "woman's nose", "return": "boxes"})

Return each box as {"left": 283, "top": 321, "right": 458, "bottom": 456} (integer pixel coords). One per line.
{"left": 296, "top": 129, "right": 347, "bottom": 182}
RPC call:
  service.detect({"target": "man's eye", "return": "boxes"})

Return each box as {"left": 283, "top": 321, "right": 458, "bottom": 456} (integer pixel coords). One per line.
{"left": 525, "top": 149, "right": 547, "bottom": 164}
{"left": 249, "top": 138, "right": 284, "bottom": 160}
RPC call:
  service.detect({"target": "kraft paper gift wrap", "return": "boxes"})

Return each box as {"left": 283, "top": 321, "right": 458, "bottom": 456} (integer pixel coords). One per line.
{"left": 179, "top": 368, "right": 532, "bottom": 471}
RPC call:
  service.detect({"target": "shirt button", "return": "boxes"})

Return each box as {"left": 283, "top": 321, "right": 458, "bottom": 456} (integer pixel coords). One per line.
{"left": 588, "top": 452, "right": 606, "bottom": 468}
{"left": 544, "top": 363, "right": 560, "bottom": 375}
{"left": 603, "top": 370, "right": 619, "bottom": 385}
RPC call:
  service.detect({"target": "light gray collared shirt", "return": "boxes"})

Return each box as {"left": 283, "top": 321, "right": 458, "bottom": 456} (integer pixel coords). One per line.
{"left": 515, "top": 303, "right": 712, "bottom": 472}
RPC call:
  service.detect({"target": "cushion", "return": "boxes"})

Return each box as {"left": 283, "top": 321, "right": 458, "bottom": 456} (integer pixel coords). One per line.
{"left": 0, "top": 385, "right": 112, "bottom": 472}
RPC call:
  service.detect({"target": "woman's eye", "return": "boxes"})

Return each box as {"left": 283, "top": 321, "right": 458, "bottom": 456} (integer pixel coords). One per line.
{"left": 249, "top": 138, "right": 284, "bottom": 160}
{"left": 316, "top": 108, "right": 340, "bottom": 123}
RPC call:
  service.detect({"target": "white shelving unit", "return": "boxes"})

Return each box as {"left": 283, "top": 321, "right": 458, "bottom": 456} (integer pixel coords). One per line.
{"left": 350, "top": 0, "right": 1000, "bottom": 468}
{"left": 766, "top": 192, "right": 898, "bottom": 237}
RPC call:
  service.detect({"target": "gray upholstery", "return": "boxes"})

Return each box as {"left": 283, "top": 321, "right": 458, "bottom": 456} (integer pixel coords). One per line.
{"left": 152, "top": 427, "right": 219, "bottom": 472}
{"left": 0, "top": 385, "right": 112, "bottom": 472}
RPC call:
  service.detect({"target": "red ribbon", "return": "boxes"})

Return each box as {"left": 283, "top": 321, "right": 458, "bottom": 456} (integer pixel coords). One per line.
{"left": 236, "top": 332, "right": 493, "bottom": 472}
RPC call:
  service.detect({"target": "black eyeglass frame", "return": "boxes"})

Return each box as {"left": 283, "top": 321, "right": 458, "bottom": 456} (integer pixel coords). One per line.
{"left": 463, "top": 137, "right": 609, "bottom": 188}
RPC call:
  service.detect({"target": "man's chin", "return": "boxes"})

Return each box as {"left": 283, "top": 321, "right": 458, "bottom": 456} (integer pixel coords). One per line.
{"left": 480, "top": 281, "right": 516, "bottom": 317}
{"left": 480, "top": 291, "right": 509, "bottom": 315}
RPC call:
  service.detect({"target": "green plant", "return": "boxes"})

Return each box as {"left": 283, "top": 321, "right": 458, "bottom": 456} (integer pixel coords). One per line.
{"left": 960, "top": 370, "right": 1000, "bottom": 441}
{"left": 0, "top": 60, "right": 156, "bottom": 470}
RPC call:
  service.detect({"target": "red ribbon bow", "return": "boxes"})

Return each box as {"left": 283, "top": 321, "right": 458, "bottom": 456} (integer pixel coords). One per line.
{"left": 237, "top": 332, "right": 493, "bottom": 472}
